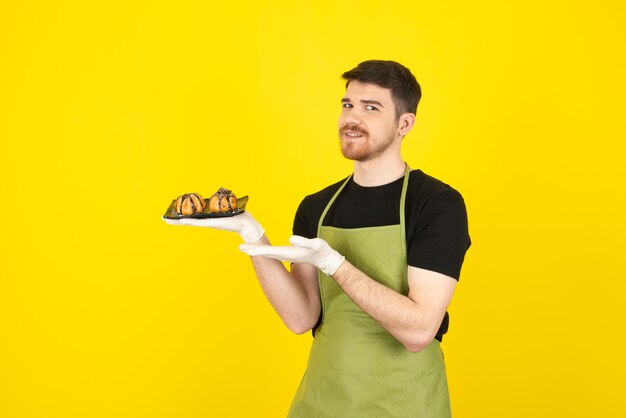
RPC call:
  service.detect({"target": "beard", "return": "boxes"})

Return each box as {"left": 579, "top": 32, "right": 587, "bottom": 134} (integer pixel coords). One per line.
{"left": 338, "top": 123, "right": 397, "bottom": 162}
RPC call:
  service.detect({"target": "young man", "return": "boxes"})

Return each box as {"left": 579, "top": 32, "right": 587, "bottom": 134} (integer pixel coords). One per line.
{"left": 167, "top": 60, "right": 471, "bottom": 417}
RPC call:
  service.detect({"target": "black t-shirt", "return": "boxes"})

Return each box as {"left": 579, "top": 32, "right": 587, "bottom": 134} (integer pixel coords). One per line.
{"left": 293, "top": 169, "right": 471, "bottom": 341}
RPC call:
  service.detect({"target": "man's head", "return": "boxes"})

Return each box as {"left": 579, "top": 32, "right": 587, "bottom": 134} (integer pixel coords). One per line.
{"left": 338, "top": 60, "right": 420, "bottom": 162}
{"left": 341, "top": 60, "right": 421, "bottom": 119}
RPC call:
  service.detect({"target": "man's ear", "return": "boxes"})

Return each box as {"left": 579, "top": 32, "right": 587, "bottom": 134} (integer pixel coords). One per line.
{"left": 398, "top": 113, "right": 416, "bottom": 136}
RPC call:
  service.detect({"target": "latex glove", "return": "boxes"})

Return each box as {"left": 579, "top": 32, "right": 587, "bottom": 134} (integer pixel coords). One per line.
{"left": 239, "top": 235, "right": 345, "bottom": 276}
{"left": 164, "top": 212, "right": 265, "bottom": 243}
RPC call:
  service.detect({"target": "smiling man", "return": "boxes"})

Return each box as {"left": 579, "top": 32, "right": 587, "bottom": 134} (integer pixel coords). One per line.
{"left": 167, "top": 60, "right": 471, "bottom": 417}
{"left": 339, "top": 81, "right": 408, "bottom": 163}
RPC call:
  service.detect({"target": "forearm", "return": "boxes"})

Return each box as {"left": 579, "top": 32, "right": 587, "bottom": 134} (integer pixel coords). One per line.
{"left": 247, "top": 234, "right": 320, "bottom": 334}
{"left": 332, "top": 261, "right": 435, "bottom": 351}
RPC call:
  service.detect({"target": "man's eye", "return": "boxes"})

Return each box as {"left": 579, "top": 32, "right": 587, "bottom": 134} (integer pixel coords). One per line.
{"left": 365, "top": 105, "right": 378, "bottom": 111}
{"left": 342, "top": 103, "right": 353, "bottom": 109}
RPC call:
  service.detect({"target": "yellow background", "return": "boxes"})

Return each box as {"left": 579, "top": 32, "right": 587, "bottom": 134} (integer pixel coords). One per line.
{"left": 1, "top": 1, "right": 625, "bottom": 417}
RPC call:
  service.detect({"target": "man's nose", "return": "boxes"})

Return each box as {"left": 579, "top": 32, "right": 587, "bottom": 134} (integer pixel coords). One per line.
{"left": 343, "top": 109, "right": 363, "bottom": 125}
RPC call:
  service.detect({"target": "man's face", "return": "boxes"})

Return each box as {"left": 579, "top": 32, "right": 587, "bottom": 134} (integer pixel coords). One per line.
{"left": 338, "top": 81, "right": 400, "bottom": 162}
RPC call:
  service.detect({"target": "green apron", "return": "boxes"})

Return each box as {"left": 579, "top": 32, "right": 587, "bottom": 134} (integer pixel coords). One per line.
{"left": 288, "top": 165, "right": 452, "bottom": 418}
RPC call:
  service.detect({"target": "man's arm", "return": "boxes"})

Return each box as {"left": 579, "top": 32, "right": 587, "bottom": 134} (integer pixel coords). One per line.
{"left": 240, "top": 236, "right": 457, "bottom": 352}
{"left": 331, "top": 261, "right": 457, "bottom": 352}
{"left": 247, "top": 234, "right": 321, "bottom": 335}
{"left": 165, "top": 213, "right": 321, "bottom": 335}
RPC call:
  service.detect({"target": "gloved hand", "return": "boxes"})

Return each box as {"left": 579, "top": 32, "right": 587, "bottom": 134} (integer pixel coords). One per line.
{"left": 238, "top": 235, "right": 345, "bottom": 275}
{"left": 164, "top": 212, "right": 265, "bottom": 243}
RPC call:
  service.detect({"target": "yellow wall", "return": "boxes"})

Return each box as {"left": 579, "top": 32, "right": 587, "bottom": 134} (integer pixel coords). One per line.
{"left": 1, "top": 1, "right": 625, "bottom": 417}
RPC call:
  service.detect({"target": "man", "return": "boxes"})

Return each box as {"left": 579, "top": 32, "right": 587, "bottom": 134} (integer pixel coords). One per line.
{"left": 167, "top": 60, "right": 470, "bottom": 417}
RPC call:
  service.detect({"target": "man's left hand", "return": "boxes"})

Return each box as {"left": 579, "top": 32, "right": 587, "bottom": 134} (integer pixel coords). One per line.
{"left": 239, "top": 235, "right": 345, "bottom": 276}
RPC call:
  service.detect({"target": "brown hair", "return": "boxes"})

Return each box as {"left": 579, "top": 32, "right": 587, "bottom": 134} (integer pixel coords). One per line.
{"left": 341, "top": 60, "right": 421, "bottom": 118}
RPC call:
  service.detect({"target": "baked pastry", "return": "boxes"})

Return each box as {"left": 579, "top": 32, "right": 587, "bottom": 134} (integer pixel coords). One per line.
{"left": 175, "top": 193, "right": 207, "bottom": 215}
{"left": 208, "top": 187, "right": 237, "bottom": 212}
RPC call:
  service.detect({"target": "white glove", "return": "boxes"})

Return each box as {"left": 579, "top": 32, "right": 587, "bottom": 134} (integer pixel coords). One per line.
{"left": 164, "top": 212, "right": 265, "bottom": 243}
{"left": 238, "top": 235, "right": 345, "bottom": 276}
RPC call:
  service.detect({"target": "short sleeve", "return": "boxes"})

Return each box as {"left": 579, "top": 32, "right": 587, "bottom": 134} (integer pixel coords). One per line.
{"left": 293, "top": 196, "right": 315, "bottom": 239}
{"left": 408, "top": 189, "right": 471, "bottom": 280}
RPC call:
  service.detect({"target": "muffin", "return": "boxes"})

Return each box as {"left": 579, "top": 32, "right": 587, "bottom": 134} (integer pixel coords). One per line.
{"left": 208, "top": 187, "right": 237, "bottom": 212}
{"left": 175, "top": 193, "right": 207, "bottom": 216}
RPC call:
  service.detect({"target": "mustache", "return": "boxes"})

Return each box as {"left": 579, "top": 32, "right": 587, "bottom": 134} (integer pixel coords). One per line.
{"left": 339, "top": 124, "right": 368, "bottom": 136}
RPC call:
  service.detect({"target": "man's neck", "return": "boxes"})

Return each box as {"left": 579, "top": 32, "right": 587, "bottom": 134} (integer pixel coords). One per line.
{"left": 352, "top": 155, "right": 407, "bottom": 187}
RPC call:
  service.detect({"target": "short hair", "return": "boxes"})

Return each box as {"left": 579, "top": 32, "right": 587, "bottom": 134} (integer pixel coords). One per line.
{"left": 341, "top": 60, "right": 422, "bottom": 118}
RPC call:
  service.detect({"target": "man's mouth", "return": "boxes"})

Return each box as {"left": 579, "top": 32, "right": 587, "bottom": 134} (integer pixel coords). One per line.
{"left": 344, "top": 131, "right": 363, "bottom": 138}
{"left": 340, "top": 125, "right": 367, "bottom": 138}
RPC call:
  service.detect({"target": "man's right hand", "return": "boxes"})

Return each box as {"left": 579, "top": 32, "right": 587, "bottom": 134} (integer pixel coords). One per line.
{"left": 164, "top": 211, "right": 265, "bottom": 243}
{"left": 166, "top": 211, "right": 320, "bottom": 334}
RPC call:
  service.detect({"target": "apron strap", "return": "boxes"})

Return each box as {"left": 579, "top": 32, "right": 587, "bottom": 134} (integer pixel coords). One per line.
{"left": 399, "top": 163, "right": 411, "bottom": 266}
{"left": 317, "top": 175, "right": 352, "bottom": 235}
